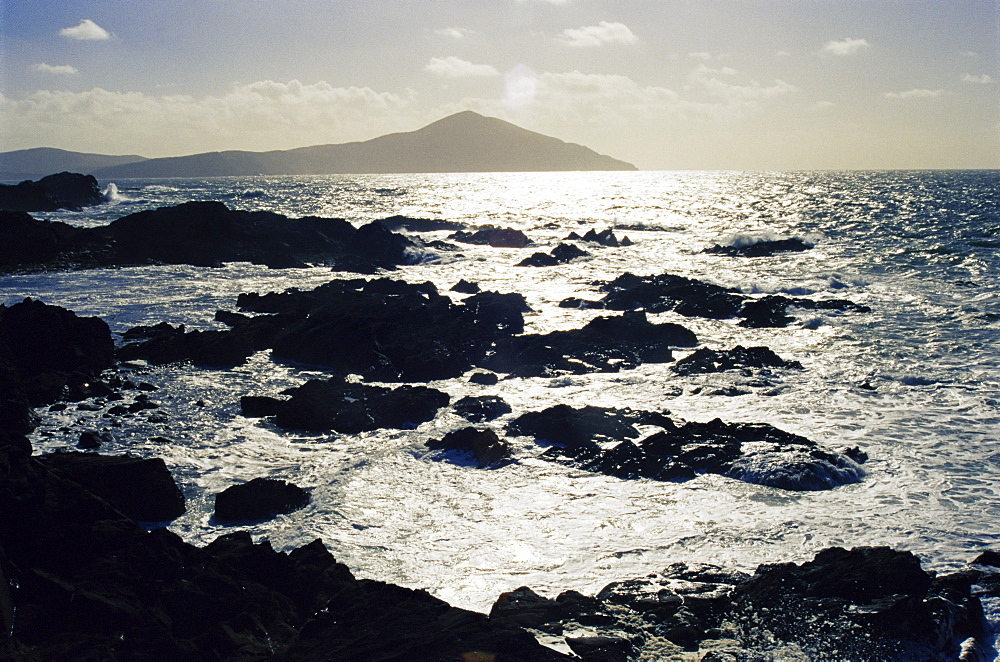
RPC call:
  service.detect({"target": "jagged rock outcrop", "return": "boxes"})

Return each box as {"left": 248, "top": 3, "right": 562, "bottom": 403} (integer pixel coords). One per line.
{"left": 426, "top": 427, "right": 511, "bottom": 468}
{"left": 704, "top": 236, "right": 813, "bottom": 257}
{"left": 508, "top": 405, "right": 866, "bottom": 491}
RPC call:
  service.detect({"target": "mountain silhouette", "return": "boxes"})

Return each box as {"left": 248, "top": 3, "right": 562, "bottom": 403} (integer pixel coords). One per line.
{"left": 1, "top": 112, "right": 636, "bottom": 180}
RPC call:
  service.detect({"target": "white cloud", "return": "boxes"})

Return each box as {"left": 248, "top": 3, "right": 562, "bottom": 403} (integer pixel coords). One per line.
{"left": 962, "top": 73, "right": 994, "bottom": 84}
{"left": 689, "top": 64, "right": 796, "bottom": 102}
{"left": 33, "top": 63, "right": 79, "bottom": 75}
{"left": 60, "top": 19, "right": 111, "bottom": 41}
{"left": 884, "top": 88, "right": 945, "bottom": 99}
{"left": 434, "top": 27, "right": 476, "bottom": 39}
{"left": 962, "top": 51, "right": 979, "bottom": 59}
{"left": 810, "top": 100, "right": 835, "bottom": 110}
{"left": 557, "top": 21, "right": 638, "bottom": 48}
{"left": 0, "top": 80, "right": 415, "bottom": 156}
{"left": 425, "top": 56, "right": 499, "bottom": 78}
{"left": 820, "top": 37, "right": 870, "bottom": 56}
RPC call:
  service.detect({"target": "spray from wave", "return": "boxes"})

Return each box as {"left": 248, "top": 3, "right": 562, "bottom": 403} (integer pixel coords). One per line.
{"left": 102, "top": 182, "right": 128, "bottom": 203}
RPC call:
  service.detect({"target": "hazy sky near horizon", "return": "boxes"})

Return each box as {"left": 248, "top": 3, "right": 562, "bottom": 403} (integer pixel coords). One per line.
{"left": 1, "top": 0, "right": 997, "bottom": 169}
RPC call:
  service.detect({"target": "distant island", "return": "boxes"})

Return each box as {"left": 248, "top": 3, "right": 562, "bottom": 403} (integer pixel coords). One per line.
{"left": 0, "top": 111, "right": 636, "bottom": 180}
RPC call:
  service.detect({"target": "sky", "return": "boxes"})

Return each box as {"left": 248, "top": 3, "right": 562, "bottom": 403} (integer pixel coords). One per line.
{"left": 1, "top": 0, "right": 997, "bottom": 170}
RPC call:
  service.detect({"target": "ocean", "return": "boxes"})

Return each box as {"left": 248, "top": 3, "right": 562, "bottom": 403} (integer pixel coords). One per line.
{"left": 2, "top": 170, "right": 999, "bottom": 621}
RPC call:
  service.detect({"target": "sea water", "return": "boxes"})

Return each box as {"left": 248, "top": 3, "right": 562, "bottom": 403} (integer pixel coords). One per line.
{"left": 2, "top": 170, "right": 999, "bottom": 618}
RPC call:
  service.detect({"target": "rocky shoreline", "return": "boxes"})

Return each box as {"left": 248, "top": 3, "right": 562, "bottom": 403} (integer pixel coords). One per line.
{"left": 1, "top": 194, "right": 998, "bottom": 659}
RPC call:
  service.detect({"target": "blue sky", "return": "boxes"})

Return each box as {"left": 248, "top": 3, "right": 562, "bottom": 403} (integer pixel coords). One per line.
{"left": 1, "top": 0, "right": 997, "bottom": 169}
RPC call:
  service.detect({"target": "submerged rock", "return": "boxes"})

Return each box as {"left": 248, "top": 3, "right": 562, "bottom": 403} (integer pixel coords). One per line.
{"left": 450, "top": 225, "right": 531, "bottom": 248}
{"left": 426, "top": 427, "right": 511, "bottom": 467}
{"left": 512, "top": 406, "right": 865, "bottom": 491}
{"left": 274, "top": 377, "right": 449, "bottom": 433}
{"left": 214, "top": 477, "right": 310, "bottom": 522}
{"left": 703, "top": 236, "right": 814, "bottom": 257}
{"left": 0, "top": 172, "right": 104, "bottom": 212}
{"left": 517, "top": 242, "right": 590, "bottom": 267}
{"left": 673, "top": 345, "right": 802, "bottom": 375}
{"left": 453, "top": 395, "right": 512, "bottom": 422}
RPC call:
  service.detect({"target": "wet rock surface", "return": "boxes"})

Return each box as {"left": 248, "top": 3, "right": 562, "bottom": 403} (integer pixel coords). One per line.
{"left": 561, "top": 271, "right": 870, "bottom": 328}
{"left": 272, "top": 377, "right": 450, "bottom": 433}
{"left": 450, "top": 225, "right": 531, "bottom": 247}
{"left": 484, "top": 311, "right": 697, "bottom": 378}
{"left": 488, "top": 547, "right": 987, "bottom": 661}
{"left": 509, "top": 405, "right": 866, "bottom": 491}
{"left": 518, "top": 242, "right": 591, "bottom": 267}
{"left": 0, "top": 172, "right": 105, "bottom": 212}
{"left": 214, "top": 478, "right": 310, "bottom": 522}
{"left": 703, "top": 236, "right": 814, "bottom": 257}
{"left": 426, "top": 427, "right": 511, "bottom": 467}
{"left": 673, "top": 345, "right": 803, "bottom": 376}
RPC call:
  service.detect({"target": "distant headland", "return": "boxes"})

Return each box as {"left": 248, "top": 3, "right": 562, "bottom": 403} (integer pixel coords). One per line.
{"left": 0, "top": 111, "right": 637, "bottom": 180}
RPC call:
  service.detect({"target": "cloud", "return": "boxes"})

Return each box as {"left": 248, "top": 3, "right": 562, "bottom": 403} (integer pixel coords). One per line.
{"left": 884, "top": 88, "right": 945, "bottom": 99}
{"left": 0, "top": 80, "right": 415, "bottom": 156}
{"left": 557, "top": 21, "right": 638, "bottom": 47}
{"left": 515, "top": 0, "right": 572, "bottom": 4}
{"left": 689, "top": 64, "right": 795, "bottom": 102}
{"left": 820, "top": 37, "right": 870, "bottom": 56}
{"left": 33, "top": 63, "right": 79, "bottom": 75}
{"left": 434, "top": 27, "right": 476, "bottom": 39}
{"left": 60, "top": 19, "right": 111, "bottom": 41}
{"left": 425, "top": 56, "right": 499, "bottom": 78}
{"left": 962, "top": 73, "right": 994, "bottom": 84}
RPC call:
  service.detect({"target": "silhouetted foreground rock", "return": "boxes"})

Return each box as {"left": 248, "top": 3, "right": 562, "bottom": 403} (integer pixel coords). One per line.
{"left": 0, "top": 201, "right": 431, "bottom": 272}
{"left": 566, "top": 227, "right": 632, "bottom": 247}
{"left": 508, "top": 405, "right": 866, "bottom": 491}
{"left": 38, "top": 451, "right": 186, "bottom": 521}
{"left": 489, "top": 546, "right": 987, "bottom": 661}
{"left": 0, "top": 432, "right": 567, "bottom": 659}
{"left": 0, "top": 298, "right": 115, "bottom": 408}
{"left": 704, "top": 236, "right": 814, "bottom": 257}
{"left": 0, "top": 171, "right": 104, "bottom": 211}
{"left": 560, "top": 271, "right": 870, "bottom": 328}
{"left": 214, "top": 478, "right": 310, "bottom": 522}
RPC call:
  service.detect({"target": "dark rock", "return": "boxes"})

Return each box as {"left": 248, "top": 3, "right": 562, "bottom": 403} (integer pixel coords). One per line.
{"left": 240, "top": 395, "right": 286, "bottom": 418}
{"left": 489, "top": 586, "right": 565, "bottom": 629}
{"left": 375, "top": 215, "right": 465, "bottom": 232}
{"left": 565, "top": 635, "right": 632, "bottom": 662}
{"left": 450, "top": 225, "right": 531, "bottom": 248}
{"left": 118, "top": 325, "right": 256, "bottom": 368}
{"left": 77, "top": 430, "right": 113, "bottom": 449}
{"left": 484, "top": 311, "right": 696, "bottom": 377}
{"left": 731, "top": 546, "right": 983, "bottom": 661}
{"left": 973, "top": 550, "right": 1000, "bottom": 567}
{"left": 507, "top": 404, "right": 669, "bottom": 449}
{"left": 0, "top": 210, "right": 93, "bottom": 268}
{"left": 469, "top": 371, "right": 499, "bottom": 385}
{"left": 0, "top": 298, "right": 115, "bottom": 406}
{"left": 37, "top": 451, "right": 185, "bottom": 521}
{"left": 454, "top": 395, "right": 512, "bottom": 422}
{"left": 350, "top": 219, "right": 422, "bottom": 267}
{"left": 703, "top": 236, "right": 814, "bottom": 257}
{"left": 581, "top": 228, "right": 626, "bottom": 247}
{"left": 214, "top": 478, "right": 310, "bottom": 522}
{"left": 451, "top": 279, "right": 481, "bottom": 294}
{"left": 558, "top": 297, "right": 605, "bottom": 309}
{"left": 739, "top": 295, "right": 796, "bottom": 328}
{"left": 673, "top": 345, "right": 802, "bottom": 375}
{"left": 274, "top": 377, "right": 449, "bottom": 433}
{"left": 426, "top": 427, "right": 510, "bottom": 467}
{"left": 0, "top": 172, "right": 104, "bottom": 212}
{"left": 517, "top": 242, "right": 590, "bottom": 267}
{"left": 526, "top": 413, "right": 866, "bottom": 490}
{"left": 598, "top": 272, "right": 745, "bottom": 319}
